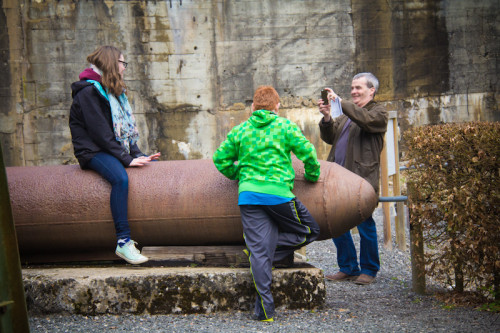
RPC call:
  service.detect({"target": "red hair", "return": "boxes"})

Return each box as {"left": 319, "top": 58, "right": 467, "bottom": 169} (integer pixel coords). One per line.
{"left": 253, "top": 86, "right": 280, "bottom": 111}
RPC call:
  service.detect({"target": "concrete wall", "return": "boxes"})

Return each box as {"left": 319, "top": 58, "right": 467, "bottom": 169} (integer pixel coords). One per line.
{"left": 1, "top": 0, "right": 498, "bottom": 166}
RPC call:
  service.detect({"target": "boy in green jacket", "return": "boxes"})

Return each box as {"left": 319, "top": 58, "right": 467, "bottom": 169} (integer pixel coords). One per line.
{"left": 213, "top": 86, "right": 321, "bottom": 322}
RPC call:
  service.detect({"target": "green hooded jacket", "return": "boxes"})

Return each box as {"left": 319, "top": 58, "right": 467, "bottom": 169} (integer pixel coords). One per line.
{"left": 213, "top": 109, "right": 320, "bottom": 197}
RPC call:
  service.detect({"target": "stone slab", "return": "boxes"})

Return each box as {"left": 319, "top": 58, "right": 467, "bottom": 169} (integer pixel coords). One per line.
{"left": 23, "top": 265, "right": 325, "bottom": 315}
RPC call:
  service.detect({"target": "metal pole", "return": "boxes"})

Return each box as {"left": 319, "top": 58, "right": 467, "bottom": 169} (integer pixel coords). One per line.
{"left": 0, "top": 142, "right": 30, "bottom": 333}
{"left": 378, "top": 196, "right": 408, "bottom": 202}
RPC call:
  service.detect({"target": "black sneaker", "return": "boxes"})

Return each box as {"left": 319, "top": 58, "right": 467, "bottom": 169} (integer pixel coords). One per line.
{"left": 273, "top": 253, "right": 294, "bottom": 268}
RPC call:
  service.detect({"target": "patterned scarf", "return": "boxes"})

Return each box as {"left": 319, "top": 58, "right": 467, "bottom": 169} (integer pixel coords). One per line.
{"left": 87, "top": 80, "right": 139, "bottom": 153}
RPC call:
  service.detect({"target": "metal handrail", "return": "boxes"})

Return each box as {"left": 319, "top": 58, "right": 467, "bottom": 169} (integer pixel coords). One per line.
{"left": 379, "top": 196, "right": 408, "bottom": 202}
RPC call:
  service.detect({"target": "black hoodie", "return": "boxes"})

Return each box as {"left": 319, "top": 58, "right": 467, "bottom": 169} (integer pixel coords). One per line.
{"left": 69, "top": 77, "right": 144, "bottom": 168}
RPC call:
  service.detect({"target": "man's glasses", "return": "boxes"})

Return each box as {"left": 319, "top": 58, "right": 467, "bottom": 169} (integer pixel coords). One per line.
{"left": 118, "top": 60, "right": 128, "bottom": 68}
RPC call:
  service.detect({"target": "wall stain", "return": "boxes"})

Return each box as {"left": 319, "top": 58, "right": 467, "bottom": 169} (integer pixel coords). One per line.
{"left": 427, "top": 106, "right": 442, "bottom": 125}
{"left": 0, "top": 3, "right": 12, "bottom": 118}
{"left": 352, "top": 0, "right": 450, "bottom": 99}
{"left": 144, "top": 95, "right": 203, "bottom": 160}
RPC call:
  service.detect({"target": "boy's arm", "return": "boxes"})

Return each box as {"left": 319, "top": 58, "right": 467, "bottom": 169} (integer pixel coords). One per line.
{"left": 290, "top": 125, "right": 321, "bottom": 182}
{"left": 212, "top": 132, "right": 239, "bottom": 180}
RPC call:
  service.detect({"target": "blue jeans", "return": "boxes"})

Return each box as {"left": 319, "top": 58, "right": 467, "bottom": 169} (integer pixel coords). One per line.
{"left": 332, "top": 216, "right": 379, "bottom": 277}
{"left": 88, "top": 152, "right": 131, "bottom": 240}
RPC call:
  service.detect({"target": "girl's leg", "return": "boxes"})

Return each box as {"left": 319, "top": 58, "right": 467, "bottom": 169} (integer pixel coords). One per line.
{"left": 88, "top": 152, "right": 131, "bottom": 240}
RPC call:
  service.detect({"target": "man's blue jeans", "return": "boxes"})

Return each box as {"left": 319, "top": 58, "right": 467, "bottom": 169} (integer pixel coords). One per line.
{"left": 332, "top": 216, "right": 380, "bottom": 277}
{"left": 88, "top": 152, "right": 131, "bottom": 240}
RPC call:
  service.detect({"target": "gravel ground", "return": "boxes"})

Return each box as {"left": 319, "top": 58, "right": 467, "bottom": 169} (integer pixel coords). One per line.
{"left": 29, "top": 208, "right": 499, "bottom": 333}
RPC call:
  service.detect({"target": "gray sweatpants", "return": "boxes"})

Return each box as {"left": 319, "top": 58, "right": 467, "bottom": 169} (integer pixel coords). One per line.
{"left": 239, "top": 198, "right": 320, "bottom": 320}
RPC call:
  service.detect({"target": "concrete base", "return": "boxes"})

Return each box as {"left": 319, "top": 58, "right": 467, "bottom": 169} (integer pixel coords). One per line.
{"left": 23, "top": 265, "right": 325, "bottom": 315}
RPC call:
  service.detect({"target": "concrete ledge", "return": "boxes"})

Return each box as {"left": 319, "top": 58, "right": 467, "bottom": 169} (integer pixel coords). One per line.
{"left": 23, "top": 265, "right": 325, "bottom": 315}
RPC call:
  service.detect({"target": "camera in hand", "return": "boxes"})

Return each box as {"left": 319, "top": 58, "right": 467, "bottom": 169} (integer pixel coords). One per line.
{"left": 321, "top": 89, "right": 329, "bottom": 105}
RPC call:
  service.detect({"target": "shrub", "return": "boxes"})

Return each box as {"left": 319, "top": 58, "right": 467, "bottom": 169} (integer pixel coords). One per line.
{"left": 403, "top": 122, "right": 499, "bottom": 305}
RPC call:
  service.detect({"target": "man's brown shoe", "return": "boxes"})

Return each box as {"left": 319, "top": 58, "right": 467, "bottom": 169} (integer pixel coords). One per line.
{"left": 353, "top": 274, "right": 376, "bottom": 285}
{"left": 325, "top": 271, "right": 358, "bottom": 282}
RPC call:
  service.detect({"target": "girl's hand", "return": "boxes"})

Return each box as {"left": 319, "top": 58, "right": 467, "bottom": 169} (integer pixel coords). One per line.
{"left": 148, "top": 152, "right": 161, "bottom": 161}
{"left": 129, "top": 156, "right": 151, "bottom": 167}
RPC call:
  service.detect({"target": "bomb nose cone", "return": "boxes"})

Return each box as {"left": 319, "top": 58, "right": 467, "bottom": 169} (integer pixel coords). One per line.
{"left": 291, "top": 159, "right": 378, "bottom": 240}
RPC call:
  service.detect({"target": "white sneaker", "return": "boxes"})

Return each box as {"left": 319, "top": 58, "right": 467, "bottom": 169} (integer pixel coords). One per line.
{"left": 115, "top": 240, "right": 148, "bottom": 264}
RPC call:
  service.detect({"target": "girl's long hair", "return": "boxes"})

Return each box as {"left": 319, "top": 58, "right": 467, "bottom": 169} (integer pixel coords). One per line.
{"left": 86, "top": 45, "right": 126, "bottom": 96}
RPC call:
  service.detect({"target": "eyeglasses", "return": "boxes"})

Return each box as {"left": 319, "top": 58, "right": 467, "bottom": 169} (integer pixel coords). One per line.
{"left": 118, "top": 60, "right": 128, "bottom": 68}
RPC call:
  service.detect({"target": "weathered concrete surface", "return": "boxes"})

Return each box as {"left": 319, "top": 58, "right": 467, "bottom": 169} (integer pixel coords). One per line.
{"left": 23, "top": 265, "right": 325, "bottom": 315}
{"left": 1, "top": 0, "right": 498, "bottom": 166}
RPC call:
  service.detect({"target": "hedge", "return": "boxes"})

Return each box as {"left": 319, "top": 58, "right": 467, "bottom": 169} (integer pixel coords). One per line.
{"left": 403, "top": 122, "right": 499, "bottom": 305}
